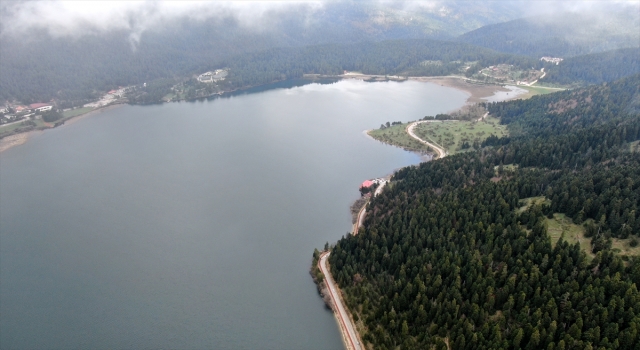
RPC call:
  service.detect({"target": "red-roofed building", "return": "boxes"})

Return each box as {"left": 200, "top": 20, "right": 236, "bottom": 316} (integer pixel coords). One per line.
{"left": 360, "top": 180, "right": 374, "bottom": 189}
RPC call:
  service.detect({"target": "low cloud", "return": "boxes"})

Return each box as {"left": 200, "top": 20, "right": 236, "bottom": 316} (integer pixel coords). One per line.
{"left": 1, "top": 0, "right": 637, "bottom": 43}
{"left": 523, "top": 0, "right": 639, "bottom": 20}
{"left": 0, "top": 1, "right": 325, "bottom": 43}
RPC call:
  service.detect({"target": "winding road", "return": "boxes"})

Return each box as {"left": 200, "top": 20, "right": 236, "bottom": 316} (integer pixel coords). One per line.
{"left": 323, "top": 180, "right": 387, "bottom": 350}
{"left": 326, "top": 118, "right": 454, "bottom": 347}
{"left": 477, "top": 111, "right": 489, "bottom": 122}
{"left": 352, "top": 180, "right": 386, "bottom": 235}
{"left": 406, "top": 121, "right": 447, "bottom": 159}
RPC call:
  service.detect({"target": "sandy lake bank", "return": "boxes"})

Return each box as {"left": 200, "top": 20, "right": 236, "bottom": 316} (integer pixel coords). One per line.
{"left": 0, "top": 132, "right": 32, "bottom": 153}
{"left": 0, "top": 104, "right": 125, "bottom": 154}
{"left": 410, "top": 76, "right": 526, "bottom": 104}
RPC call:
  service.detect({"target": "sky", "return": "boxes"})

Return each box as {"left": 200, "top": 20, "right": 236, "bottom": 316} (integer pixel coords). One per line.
{"left": 0, "top": 0, "right": 638, "bottom": 39}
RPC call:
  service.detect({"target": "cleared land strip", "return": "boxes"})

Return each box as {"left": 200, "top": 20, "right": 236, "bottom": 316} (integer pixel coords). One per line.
{"left": 406, "top": 121, "right": 448, "bottom": 159}
{"left": 319, "top": 252, "right": 363, "bottom": 350}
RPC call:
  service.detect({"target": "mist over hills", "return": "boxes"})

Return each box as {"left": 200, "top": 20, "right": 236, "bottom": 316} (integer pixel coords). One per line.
{"left": 0, "top": 1, "right": 526, "bottom": 104}
{"left": 457, "top": 11, "right": 640, "bottom": 58}
{"left": 1, "top": 1, "right": 638, "bottom": 104}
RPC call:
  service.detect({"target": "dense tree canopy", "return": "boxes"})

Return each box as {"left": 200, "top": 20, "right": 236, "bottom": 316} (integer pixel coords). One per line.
{"left": 0, "top": 35, "right": 538, "bottom": 107}
{"left": 223, "top": 39, "right": 539, "bottom": 91}
{"left": 543, "top": 48, "right": 640, "bottom": 86}
{"left": 328, "top": 75, "right": 640, "bottom": 350}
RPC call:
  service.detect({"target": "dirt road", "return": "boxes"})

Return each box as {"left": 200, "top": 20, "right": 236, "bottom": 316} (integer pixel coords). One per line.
{"left": 319, "top": 252, "right": 363, "bottom": 350}
{"left": 352, "top": 180, "right": 386, "bottom": 235}
{"left": 406, "top": 121, "right": 447, "bottom": 159}
{"left": 477, "top": 111, "right": 489, "bottom": 122}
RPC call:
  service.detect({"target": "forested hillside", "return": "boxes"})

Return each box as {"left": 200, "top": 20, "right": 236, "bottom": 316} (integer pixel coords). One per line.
{"left": 542, "top": 48, "right": 640, "bottom": 86}
{"left": 485, "top": 74, "right": 640, "bottom": 139}
{"left": 328, "top": 75, "right": 640, "bottom": 350}
{"left": 0, "top": 1, "right": 528, "bottom": 105}
{"left": 457, "top": 12, "right": 639, "bottom": 58}
{"left": 0, "top": 36, "right": 537, "bottom": 106}
{"left": 223, "top": 40, "right": 538, "bottom": 90}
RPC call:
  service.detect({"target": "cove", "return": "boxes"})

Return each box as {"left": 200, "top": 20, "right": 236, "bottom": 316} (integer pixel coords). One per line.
{"left": 0, "top": 79, "right": 467, "bottom": 349}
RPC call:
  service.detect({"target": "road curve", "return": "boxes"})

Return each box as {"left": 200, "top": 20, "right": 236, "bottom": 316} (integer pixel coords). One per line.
{"left": 406, "top": 121, "right": 447, "bottom": 159}
{"left": 353, "top": 205, "right": 367, "bottom": 236}
{"left": 319, "top": 252, "right": 363, "bottom": 350}
{"left": 477, "top": 111, "right": 489, "bottom": 122}
{"left": 352, "top": 180, "right": 386, "bottom": 235}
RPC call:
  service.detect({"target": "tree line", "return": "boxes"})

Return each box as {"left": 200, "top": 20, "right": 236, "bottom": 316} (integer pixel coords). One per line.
{"left": 1, "top": 35, "right": 539, "bottom": 107}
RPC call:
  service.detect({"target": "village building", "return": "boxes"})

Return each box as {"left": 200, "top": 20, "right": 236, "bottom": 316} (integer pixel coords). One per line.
{"left": 360, "top": 178, "right": 386, "bottom": 189}
{"left": 540, "top": 57, "right": 563, "bottom": 65}
{"left": 198, "top": 69, "right": 228, "bottom": 83}
{"left": 360, "top": 180, "right": 375, "bottom": 189}
{"left": 14, "top": 105, "right": 28, "bottom": 113}
{"left": 29, "top": 103, "right": 53, "bottom": 113}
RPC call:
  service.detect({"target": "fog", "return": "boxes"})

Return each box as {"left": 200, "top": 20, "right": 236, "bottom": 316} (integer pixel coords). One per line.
{"left": 2, "top": 0, "right": 638, "bottom": 42}
{"left": 0, "top": 1, "right": 327, "bottom": 49}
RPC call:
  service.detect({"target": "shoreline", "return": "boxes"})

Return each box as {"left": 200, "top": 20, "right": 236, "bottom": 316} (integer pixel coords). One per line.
{"left": 0, "top": 132, "right": 34, "bottom": 153}
{"left": 0, "top": 103, "right": 125, "bottom": 154}
{"left": 1, "top": 75, "right": 516, "bottom": 154}
{"left": 409, "top": 76, "right": 527, "bottom": 104}
{"left": 313, "top": 73, "right": 524, "bottom": 105}
{"left": 333, "top": 76, "right": 529, "bottom": 348}
{"left": 319, "top": 252, "right": 364, "bottom": 350}
{"left": 363, "top": 76, "right": 528, "bottom": 159}
{"left": 63, "top": 103, "right": 125, "bottom": 126}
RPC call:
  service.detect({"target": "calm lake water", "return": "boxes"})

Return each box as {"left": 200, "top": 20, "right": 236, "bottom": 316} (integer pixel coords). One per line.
{"left": 0, "top": 79, "right": 467, "bottom": 349}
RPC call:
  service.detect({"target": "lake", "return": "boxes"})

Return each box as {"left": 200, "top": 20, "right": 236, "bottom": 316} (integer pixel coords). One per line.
{"left": 0, "top": 79, "right": 467, "bottom": 349}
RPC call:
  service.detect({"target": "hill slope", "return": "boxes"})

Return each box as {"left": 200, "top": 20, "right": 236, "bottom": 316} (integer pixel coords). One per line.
{"left": 328, "top": 75, "right": 640, "bottom": 350}
{"left": 457, "top": 12, "right": 639, "bottom": 58}
{"left": 542, "top": 48, "right": 640, "bottom": 86}
{"left": 0, "top": 1, "right": 528, "bottom": 104}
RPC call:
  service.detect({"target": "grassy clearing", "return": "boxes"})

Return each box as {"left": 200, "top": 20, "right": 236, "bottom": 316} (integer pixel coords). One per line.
{"left": 0, "top": 121, "right": 32, "bottom": 134}
{"left": 0, "top": 118, "right": 48, "bottom": 138}
{"left": 162, "top": 92, "right": 176, "bottom": 101}
{"left": 368, "top": 123, "right": 430, "bottom": 152}
{"left": 494, "top": 164, "right": 519, "bottom": 175}
{"left": 611, "top": 238, "right": 640, "bottom": 257}
{"left": 517, "top": 197, "right": 639, "bottom": 258}
{"left": 517, "top": 196, "right": 548, "bottom": 213}
{"left": 518, "top": 85, "right": 565, "bottom": 99}
{"left": 412, "top": 116, "right": 508, "bottom": 154}
{"left": 545, "top": 213, "right": 594, "bottom": 258}
{"left": 62, "top": 107, "right": 94, "bottom": 119}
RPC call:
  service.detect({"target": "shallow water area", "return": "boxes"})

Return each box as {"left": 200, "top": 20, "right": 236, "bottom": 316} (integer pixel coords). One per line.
{"left": 0, "top": 79, "right": 467, "bottom": 349}
{"left": 482, "top": 85, "right": 528, "bottom": 103}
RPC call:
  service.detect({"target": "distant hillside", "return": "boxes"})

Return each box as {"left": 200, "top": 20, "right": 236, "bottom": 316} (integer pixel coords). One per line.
{"left": 0, "top": 1, "right": 528, "bottom": 105}
{"left": 224, "top": 40, "right": 538, "bottom": 90}
{"left": 457, "top": 12, "right": 639, "bottom": 58}
{"left": 2, "top": 34, "right": 538, "bottom": 106}
{"left": 486, "top": 74, "right": 640, "bottom": 139}
{"left": 127, "top": 39, "right": 540, "bottom": 105}
{"left": 542, "top": 48, "right": 640, "bottom": 86}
